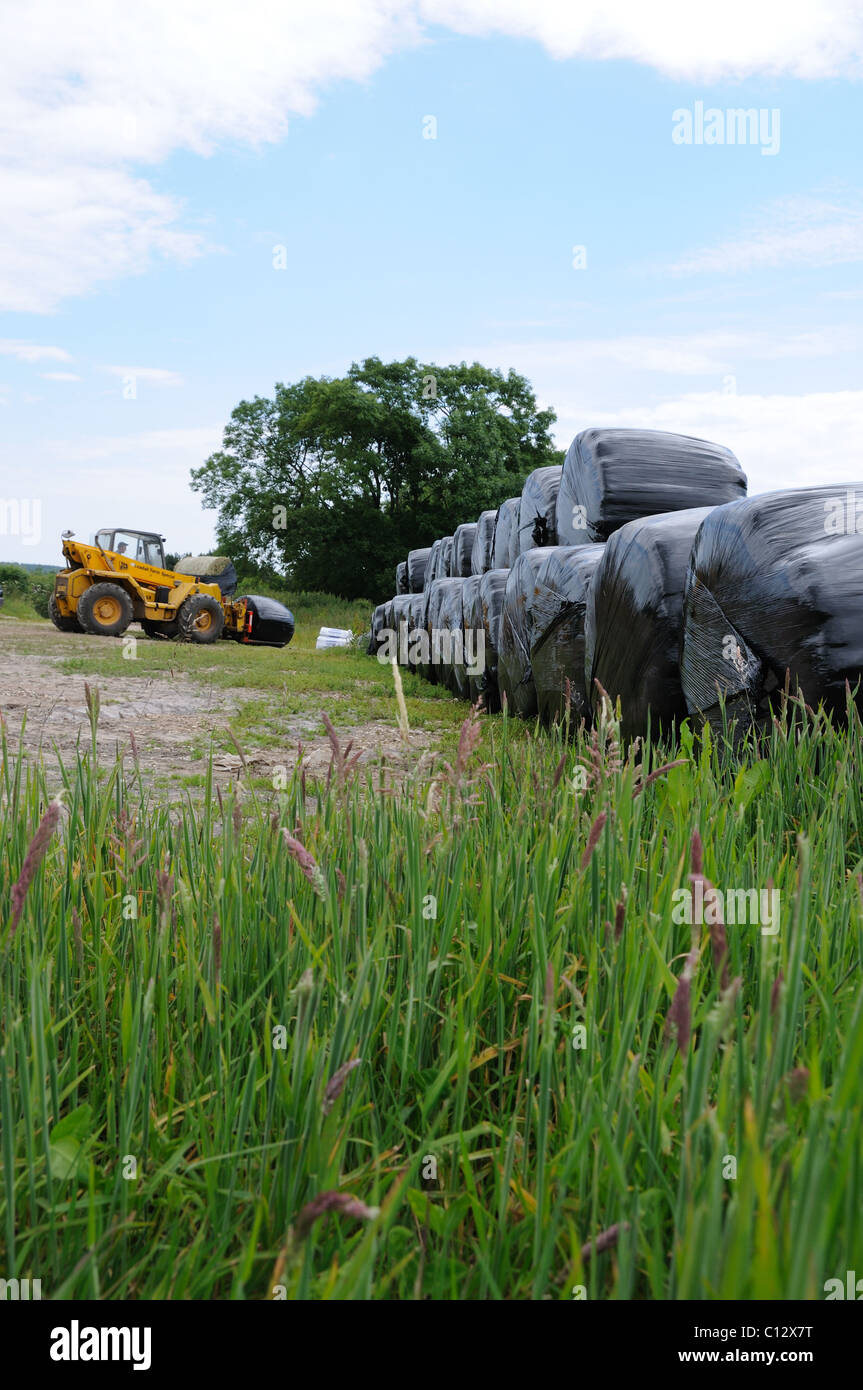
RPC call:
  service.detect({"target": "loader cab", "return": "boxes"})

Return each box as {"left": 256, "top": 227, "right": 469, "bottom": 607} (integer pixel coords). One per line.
{"left": 94, "top": 529, "right": 166, "bottom": 569}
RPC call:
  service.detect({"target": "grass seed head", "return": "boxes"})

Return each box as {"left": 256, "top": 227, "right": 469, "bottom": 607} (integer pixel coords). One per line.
{"left": 8, "top": 795, "right": 63, "bottom": 939}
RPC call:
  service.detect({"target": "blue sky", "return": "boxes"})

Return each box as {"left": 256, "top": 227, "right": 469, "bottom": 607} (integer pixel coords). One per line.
{"left": 1, "top": 2, "right": 861, "bottom": 564}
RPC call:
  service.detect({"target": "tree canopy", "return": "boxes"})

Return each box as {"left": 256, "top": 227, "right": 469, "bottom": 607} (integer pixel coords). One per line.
{"left": 191, "top": 356, "right": 561, "bottom": 600}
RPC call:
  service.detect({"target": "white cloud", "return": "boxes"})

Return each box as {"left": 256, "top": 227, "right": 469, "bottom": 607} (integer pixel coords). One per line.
{"left": 103, "top": 366, "right": 185, "bottom": 386}
{"left": 445, "top": 330, "right": 863, "bottom": 494}
{"left": 40, "top": 371, "right": 81, "bottom": 381}
{"left": 0, "top": 167, "right": 205, "bottom": 314}
{"left": 671, "top": 196, "right": 863, "bottom": 275}
{"left": 425, "top": 1, "right": 863, "bottom": 81}
{"left": 0, "top": 339, "right": 71, "bottom": 362}
{"left": 45, "top": 425, "right": 221, "bottom": 464}
{"left": 0, "top": 426, "right": 225, "bottom": 562}
{"left": 0, "top": 2, "right": 421, "bottom": 312}
{"left": 2, "top": 3, "right": 862, "bottom": 311}
{"left": 455, "top": 326, "right": 859, "bottom": 381}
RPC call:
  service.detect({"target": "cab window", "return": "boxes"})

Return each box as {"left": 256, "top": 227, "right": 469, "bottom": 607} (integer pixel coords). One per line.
{"left": 141, "top": 538, "right": 164, "bottom": 567}
{"left": 110, "top": 531, "right": 140, "bottom": 559}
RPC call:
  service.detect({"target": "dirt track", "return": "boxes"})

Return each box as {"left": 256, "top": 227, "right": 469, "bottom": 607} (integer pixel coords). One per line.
{"left": 0, "top": 620, "right": 434, "bottom": 793}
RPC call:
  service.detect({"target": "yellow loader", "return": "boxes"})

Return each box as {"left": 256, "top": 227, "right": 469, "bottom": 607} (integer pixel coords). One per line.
{"left": 50, "top": 528, "right": 295, "bottom": 647}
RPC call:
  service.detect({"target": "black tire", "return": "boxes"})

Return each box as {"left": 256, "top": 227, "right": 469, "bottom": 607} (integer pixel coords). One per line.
{"left": 178, "top": 593, "right": 224, "bottom": 644}
{"left": 77, "top": 582, "right": 134, "bottom": 637}
{"left": 48, "top": 592, "right": 83, "bottom": 633}
{"left": 142, "top": 617, "right": 179, "bottom": 640}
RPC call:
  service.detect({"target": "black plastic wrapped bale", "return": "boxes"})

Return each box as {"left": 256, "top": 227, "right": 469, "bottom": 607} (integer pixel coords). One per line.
{"left": 407, "top": 547, "right": 431, "bottom": 593}
{"left": 424, "top": 540, "right": 442, "bottom": 591}
{"left": 438, "top": 578, "right": 468, "bottom": 695}
{"left": 422, "top": 579, "right": 452, "bottom": 685}
{"left": 237, "top": 595, "right": 295, "bottom": 648}
{"left": 492, "top": 498, "right": 520, "bottom": 570}
{"left": 585, "top": 508, "right": 713, "bottom": 741}
{"left": 414, "top": 590, "right": 434, "bottom": 681}
{"left": 478, "top": 569, "right": 509, "bottom": 713}
{"left": 439, "top": 537, "right": 454, "bottom": 582}
{"left": 556, "top": 428, "right": 747, "bottom": 546}
{"left": 529, "top": 545, "right": 605, "bottom": 725}
{"left": 518, "top": 466, "right": 562, "bottom": 554}
{"left": 406, "top": 592, "right": 427, "bottom": 671}
{"left": 382, "top": 598, "right": 396, "bottom": 653}
{"left": 368, "top": 603, "right": 388, "bottom": 655}
{"left": 471, "top": 510, "right": 497, "bottom": 575}
{"left": 389, "top": 594, "right": 413, "bottom": 664}
{"left": 452, "top": 523, "right": 478, "bottom": 578}
{"left": 498, "top": 549, "right": 547, "bottom": 718}
{"left": 681, "top": 486, "right": 863, "bottom": 733}
{"left": 464, "top": 575, "right": 483, "bottom": 706}
{"left": 396, "top": 561, "right": 409, "bottom": 595}
{"left": 462, "top": 575, "right": 485, "bottom": 701}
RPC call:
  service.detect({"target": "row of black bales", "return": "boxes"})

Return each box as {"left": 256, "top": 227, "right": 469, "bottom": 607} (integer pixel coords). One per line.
{"left": 368, "top": 428, "right": 863, "bottom": 738}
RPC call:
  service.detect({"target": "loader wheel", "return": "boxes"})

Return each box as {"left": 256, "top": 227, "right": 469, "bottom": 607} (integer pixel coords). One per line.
{"left": 142, "top": 618, "right": 179, "bottom": 640}
{"left": 48, "top": 592, "right": 83, "bottom": 633}
{"left": 178, "top": 594, "right": 224, "bottom": 644}
{"left": 77, "top": 583, "right": 134, "bottom": 637}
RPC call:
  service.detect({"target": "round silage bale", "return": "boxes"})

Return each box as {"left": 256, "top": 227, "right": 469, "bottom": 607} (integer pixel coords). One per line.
{"left": 390, "top": 593, "right": 413, "bottom": 664}
{"left": 556, "top": 427, "right": 746, "bottom": 547}
{"left": 407, "top": 547, "right": 431, "bottom": 593}
{"left": 492, "top": 498, "right": 520, "bottom": 570}
{"left": 681, "top": 485, "right": 863, "bottom": 733}
{"left": 452, "top": 574, "right": 483, "bottom": 701}
{"left": 424, "top": 540, "right": 442, "bottom": 592}
{"left": 585, "top": 507, "right": 713, "bottom": 741}
{"left": 470, "top": 510, "right": 497, "bottom": 576}
{"left": 423, "top": 578, "right": 456, "bottom": 685}
{"left": 451, "top": 523, "right": 478, "bottom": 578}
{"left": 478, "top": 569, "right": 509, "bottom": 713}
{"left": 438, "top": 578, "right": 469, "bottom": 695}
{"left": 498, "top": 549, "right": 547, "bottom": 718}
{"left": 367, "top": 603, "right": 388, "bottom": 655}
{"left": 517, "top": 466, "right": 562, "bottom": 554}
{"left": 529, "top": 544, "right": 605, "bottom": 725}
{"left": 405, "top": 591, "right": 427, "bottom": 671}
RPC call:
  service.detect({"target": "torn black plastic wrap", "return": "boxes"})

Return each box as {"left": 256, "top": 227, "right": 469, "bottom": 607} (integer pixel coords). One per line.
{"left": 471, "top": 510, "right": 497, "bottom": 575}
{"left": 585, "top": 508, "right": 714, "bottom": 741}
{"left": 498, "top": 549, "right": 547, "bottom": 718}
{"left": 407, "top": 547, "right": 431, "bottom": 593}
{"left": 556, "top": 428, "right": 746, "bottom": 546}
{"left": 492, "top": 498, "right": 520, "bottom": 570}
{"left": 518, "top": 466, "right": 562, "bottom": 554}
{"left": 478, "top": 569, "right": 509, "bottom": 713}
{"left": 451, "top": 523, "right": 477, "bottom": 578}
{"left": 529, "top": 544, "right": 605, "bottom": 724}
{"left": 682, "top": 486, "right": 863, "bottom": 731}
{"left": 395, "top": 561, "right": 408, "bottom": 595}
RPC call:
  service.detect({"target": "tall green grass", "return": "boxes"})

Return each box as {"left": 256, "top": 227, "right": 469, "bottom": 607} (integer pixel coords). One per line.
{"left": 1, "top": 691, "right": 862, "bottom": 1299}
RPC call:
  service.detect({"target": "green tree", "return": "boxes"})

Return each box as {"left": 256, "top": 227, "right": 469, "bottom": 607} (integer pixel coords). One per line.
{"left": 191, "top": 357, "right": 560, "bottom": 599}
